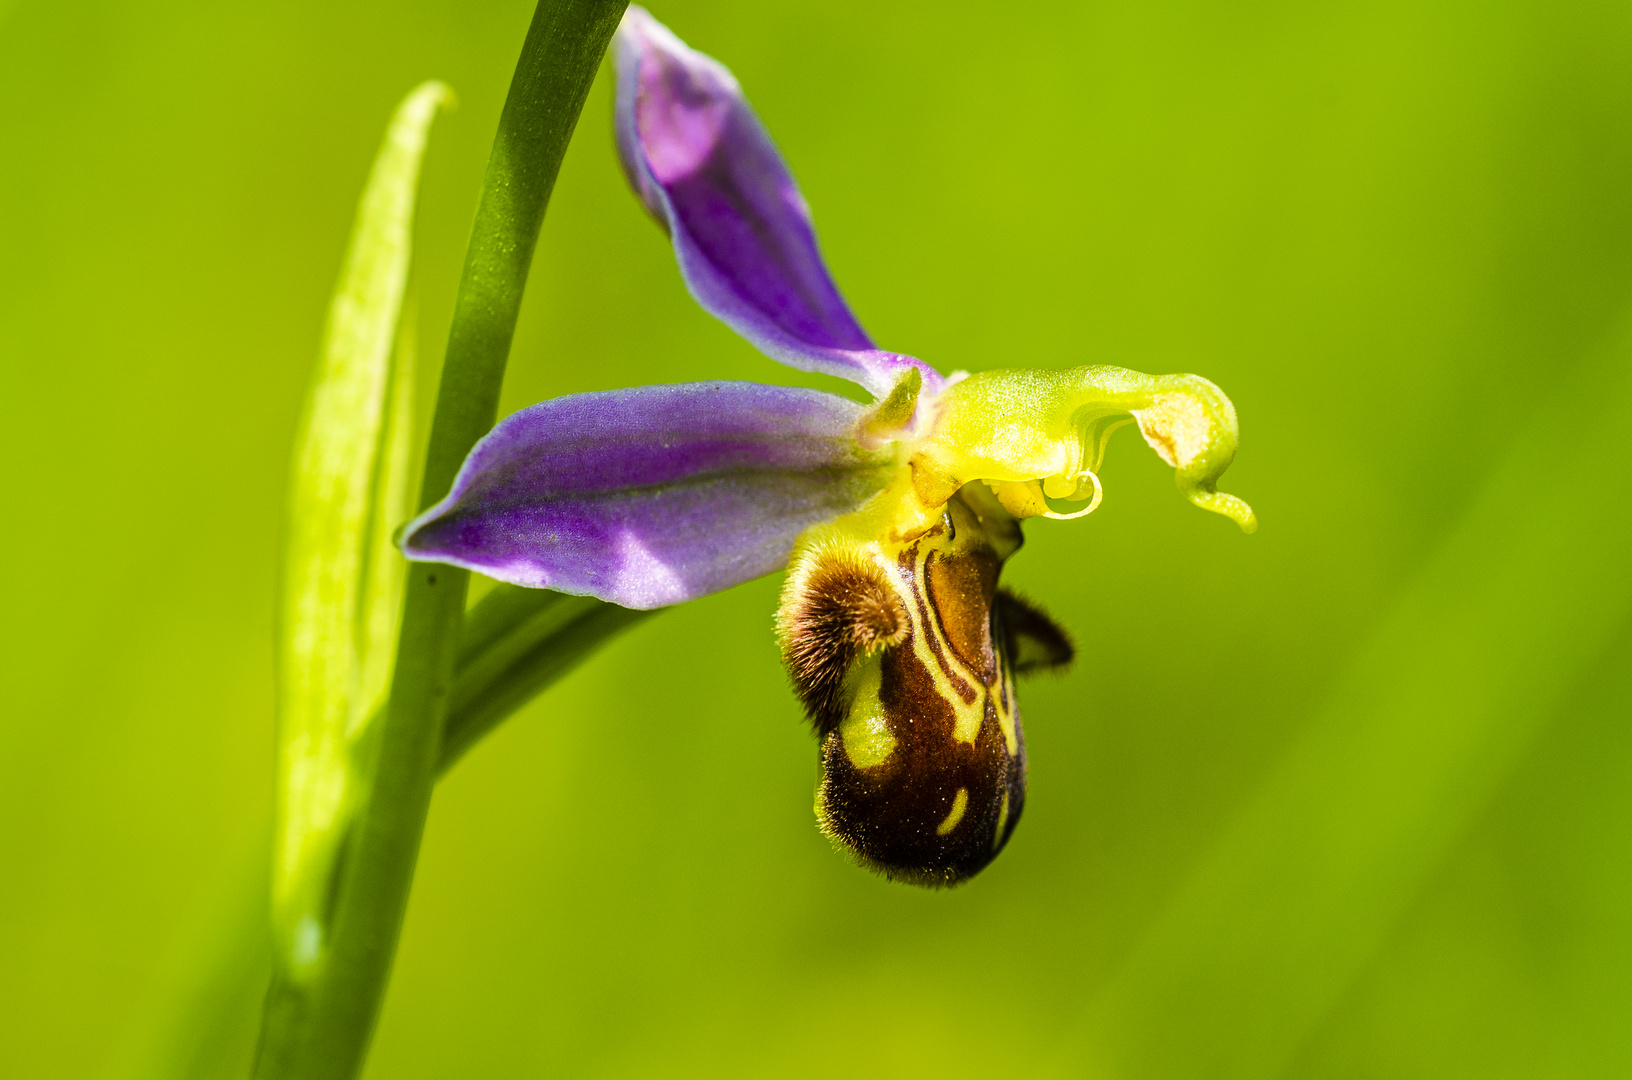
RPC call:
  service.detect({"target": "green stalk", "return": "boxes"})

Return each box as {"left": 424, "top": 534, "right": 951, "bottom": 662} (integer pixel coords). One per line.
{"left": 253, "top": 3, "right": 628, "bottom": 1076}
{"left": 440, "top": 587, "right": 653, "bottom": 775}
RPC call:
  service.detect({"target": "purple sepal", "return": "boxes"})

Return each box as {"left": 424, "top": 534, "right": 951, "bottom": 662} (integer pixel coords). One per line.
{"left": 399, "top": 382, "right": 893, "bottom": 609}
{"left": 613, "top": 7, "right": 941, "bottom": 401}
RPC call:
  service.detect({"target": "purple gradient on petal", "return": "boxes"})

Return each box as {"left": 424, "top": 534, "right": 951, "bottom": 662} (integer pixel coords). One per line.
{"left": 399, "top": 382, "right": 892, "bottom": 609}
{"left": 613, "top": 8, "right": 941, "bottom": 401}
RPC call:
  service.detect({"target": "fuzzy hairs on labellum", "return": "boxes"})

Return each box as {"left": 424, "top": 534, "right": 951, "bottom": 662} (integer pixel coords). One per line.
{"left": 779, "top": 551, "right": 909, "bottom": 736}
{"left": 995, "top": 590, "right": 1075, "bottom": 675}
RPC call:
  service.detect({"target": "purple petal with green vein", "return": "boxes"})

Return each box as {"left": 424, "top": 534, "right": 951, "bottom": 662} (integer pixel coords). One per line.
{"left": 612, "top": 7, "right": 939, "bottom": 400}
{"left": 399, "top": 381, "right": 894, "bottom": 609}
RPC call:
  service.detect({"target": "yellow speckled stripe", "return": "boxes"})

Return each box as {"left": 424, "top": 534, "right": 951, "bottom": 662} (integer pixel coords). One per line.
{"left": 870, "top": 539, "right": 1020, "bottom": 751}
{"left": 838, "top": 659, "right": 897, "bottom": 768}
{"left": 936, "top": 788, "right": 969, "bottom": 835}
{"left": 995, "top": 656, "right": 1018, "bottom": 757}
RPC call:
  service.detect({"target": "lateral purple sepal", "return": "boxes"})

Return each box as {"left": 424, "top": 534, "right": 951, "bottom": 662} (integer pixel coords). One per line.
{"left": 399, "top": 382, "right": 893, "bottom": 609}
{"left": 613, "top": 7, "right": 941, "bottom": 401}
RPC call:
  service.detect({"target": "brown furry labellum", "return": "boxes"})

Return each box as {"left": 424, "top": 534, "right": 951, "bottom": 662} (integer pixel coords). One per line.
{"left": 778, "top": 490, "right": 1073, "bottom": 887}
{"left": 782, "top": 556, "right": 910, "bottom": 737}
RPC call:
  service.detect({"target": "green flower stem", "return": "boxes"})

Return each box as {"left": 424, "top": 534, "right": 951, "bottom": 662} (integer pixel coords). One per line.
{"left": 252, "top": 3, "right": 627, "bottom": 1077}
{"left": 156, "top": 591, "right": 640, "bottom": 1080}
{"left": 347, "top": 590, "right": 654, "bottom": 799}
{"left": 440, "top": 588, "right": 653, "bottom": 775}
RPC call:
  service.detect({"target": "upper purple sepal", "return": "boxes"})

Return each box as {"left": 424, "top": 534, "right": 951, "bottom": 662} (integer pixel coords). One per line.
{"left": 614, "top": 7, "right": 941, "bottom": 401}
{"left": 399, "top": 382, "right": 894, "bottom": 609}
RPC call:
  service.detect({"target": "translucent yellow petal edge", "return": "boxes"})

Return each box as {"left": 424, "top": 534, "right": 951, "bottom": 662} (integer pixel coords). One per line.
{"left": 911, "top": 365, "right": 1256, "bottom": 533}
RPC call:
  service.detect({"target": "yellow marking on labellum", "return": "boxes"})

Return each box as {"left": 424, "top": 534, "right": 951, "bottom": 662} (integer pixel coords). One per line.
{"left": 898, "top": 540, "right": 987, "bottom": 745}
{"left": 838, "top": 658, "right": 896, "bottom": 769}
{"left": 936, "top": 788, "right": 969, "bottom": 836}
{"left": 994, "top": 790, "right": 1010, "bottom": 849}
{"left": 790, "top": 498, "right": 1022, "bottom": 765}
{"left": 996, "top": 664, "right": 1019, "bottom": 757}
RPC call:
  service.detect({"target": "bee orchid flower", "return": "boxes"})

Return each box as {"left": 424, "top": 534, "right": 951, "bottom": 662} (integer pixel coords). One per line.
{"left": 401, "top": 6, "right": 1255, "bottom": 887}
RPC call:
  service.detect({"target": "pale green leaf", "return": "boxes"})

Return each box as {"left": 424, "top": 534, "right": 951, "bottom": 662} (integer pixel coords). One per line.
{"left": 273, "top": 81, "right": 449, "bottom": 978}
{"left": 351, "top": 297, "right": 419, "bottom": 741}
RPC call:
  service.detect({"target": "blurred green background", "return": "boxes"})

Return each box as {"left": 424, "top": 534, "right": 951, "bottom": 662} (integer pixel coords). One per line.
{"left": 5, "top": 0, "right": 1632, "bottom": 1076}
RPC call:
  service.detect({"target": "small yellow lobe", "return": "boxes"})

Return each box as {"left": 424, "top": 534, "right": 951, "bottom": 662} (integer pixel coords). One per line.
{"left": 839, "top": 660, "right": 896, "bottom": 769}
{"left": 936, "top": 787, "right": 969, "bottom": 836}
